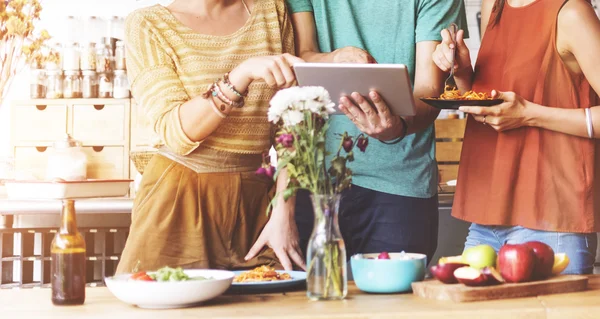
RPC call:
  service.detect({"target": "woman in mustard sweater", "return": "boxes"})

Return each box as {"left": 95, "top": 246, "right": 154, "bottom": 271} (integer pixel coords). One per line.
{"left": 116, "top": 0, "right": 305, "bottom": 273}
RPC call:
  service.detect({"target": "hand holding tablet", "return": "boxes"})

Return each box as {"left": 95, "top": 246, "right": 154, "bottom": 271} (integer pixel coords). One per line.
{"left": 293, "top": 63, "right": 417, "bottom": 117}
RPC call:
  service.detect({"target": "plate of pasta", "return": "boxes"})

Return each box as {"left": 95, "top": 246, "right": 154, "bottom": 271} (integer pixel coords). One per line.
{"left": 420, "top": 86, "right": 503, "bottom": 109}
{"left": 228, "top": 265, "right": 306, "bottom": 293}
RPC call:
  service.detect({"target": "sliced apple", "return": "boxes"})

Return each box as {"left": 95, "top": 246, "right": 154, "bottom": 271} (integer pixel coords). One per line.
{"left": 438, "top": 255, "right": 464, "bottom": 265}
{"left": 481, "top": 267, "right": 505, "bottom": 285}
{"left": 454, "top": 266, "right": 490, "bottom": 287}
{"left": 551, "top": 253, "right": 570, "bottom": 275}
{"left": 430, "top": 263, "right": 469, "bottom": 284}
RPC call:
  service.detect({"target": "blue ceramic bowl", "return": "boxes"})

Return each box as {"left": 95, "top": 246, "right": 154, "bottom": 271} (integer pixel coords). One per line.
{"left": 350, "top": 253, "right": 427, "bottom": 293}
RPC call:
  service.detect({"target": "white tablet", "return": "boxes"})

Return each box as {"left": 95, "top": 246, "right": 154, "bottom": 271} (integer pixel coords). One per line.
{"left": 293, "top": 63, "right": 416, "bottom": 116}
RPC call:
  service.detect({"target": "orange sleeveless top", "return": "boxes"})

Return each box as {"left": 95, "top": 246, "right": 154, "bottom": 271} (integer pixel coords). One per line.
{"left": 452, "top": 0, "right": 600, "bottom": 233}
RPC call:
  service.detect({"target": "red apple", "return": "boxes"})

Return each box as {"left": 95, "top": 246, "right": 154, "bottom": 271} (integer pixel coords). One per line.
{"left": 481, "top": 267, "right": 505, "bottom": 285}
{"left": 497, "top": 244, "right": 536, "bottom": 283}
{"left": 523, "top": 241, "right": 555, "bottom": 280}
{"left": 430, "top": 263, "right": 469, "bottom": 284}
{"left": 453, "top": 266, "right": 489, "bottom": 287}
{"left": 377, "top": 252, "right": 390, "bottom": 259}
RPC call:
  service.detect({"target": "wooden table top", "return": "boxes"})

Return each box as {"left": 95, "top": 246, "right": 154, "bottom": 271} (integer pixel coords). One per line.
{"left": 1, "top": 276, "right": 599, "bottom": 319}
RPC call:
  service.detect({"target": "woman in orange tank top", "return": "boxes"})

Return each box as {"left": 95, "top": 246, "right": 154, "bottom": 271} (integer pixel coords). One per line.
{"left": 432, "top": 0, "right": 600, "bottom": 274}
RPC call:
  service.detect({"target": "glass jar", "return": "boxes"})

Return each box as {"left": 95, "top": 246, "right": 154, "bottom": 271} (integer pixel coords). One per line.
{"left": 96, "top": 43, "right": 113, "bottom": 73}
{"left": 46, "top": 43, "right": 62, "bottom": 71}
{"left": 30, "top": 68, "right": 47, "bottom": 99}
{"left": 63, "top": 70, "right": 82, "bottom": 98}
{"left": 80, "top": 42, "right": 97, "bottom": 71}
{"left": 46, "top": 134, "right": 87, "bottom": 181}
{"left": 306, "top": 194, "right": 348, "bottom": 301}
{"left": 113, "top": 70, "right": 129, "bottom": 98}
{"left": 99, "top": 72, "right": 113, "bottom": 98}
{"left": 62, "top": 43, "right": 80, "bottom": 71}
{"left": 81, "top": 70, "right": 99, "bottom": 98}
{"left": 46, "top": 70, "right": 64, "bottom": 99}
{"left": 115, "top": 40, "right": 126, "bottom": 70}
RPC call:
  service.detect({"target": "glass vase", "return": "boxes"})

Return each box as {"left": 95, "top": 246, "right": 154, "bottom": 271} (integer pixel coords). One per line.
{"left": 306, "top": 194, "right": 347, "bottom": 300}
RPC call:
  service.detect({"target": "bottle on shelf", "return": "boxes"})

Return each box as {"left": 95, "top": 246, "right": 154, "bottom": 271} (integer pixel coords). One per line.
{"left": 95, "top": 43, "right": 113, "bottom": 74}
{"left": 82, "top": 70, "right": 99, "bottom": 98}
{"left": 63, "top": 70, "right": 82, "bottom": 99}
{"left": 62, "top": 42, "right": 80, "bottom": 71}
{"left": 114, "top": 41, "right": 126, "bottom": 71}
{"left": 46, "top": 70, "right": 64, "bottom": 99}
{"left": 99, "top": 72, "right": 113, "bottom": 98}
{"left": 113, "top": 70, "right": 130, "bottom": 99}
{"left": 80, "top": 42, "right": 97, "bottom": 71}
{"left": 51, "top": 199, "right": 86, "bottom": 306}
{"left": 30, "top": 68, "right": 47, "bottom": 99}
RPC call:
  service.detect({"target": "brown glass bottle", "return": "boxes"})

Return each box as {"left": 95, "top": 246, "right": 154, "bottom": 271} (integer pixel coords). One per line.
{"left": 51, "top": 199, "right": 86, "bottom": 306}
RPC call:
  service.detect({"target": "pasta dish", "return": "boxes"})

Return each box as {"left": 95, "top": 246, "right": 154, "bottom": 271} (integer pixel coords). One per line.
{"left": 439, "top": 85, "right": 490, "bottom": 100}
{"left": 233, "top": 265, "right": 292, "bottom": 283}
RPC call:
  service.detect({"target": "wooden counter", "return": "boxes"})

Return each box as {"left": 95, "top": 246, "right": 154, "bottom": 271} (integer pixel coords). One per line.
{"left": 1, "top": 276, "right": 599, "bottom": 319}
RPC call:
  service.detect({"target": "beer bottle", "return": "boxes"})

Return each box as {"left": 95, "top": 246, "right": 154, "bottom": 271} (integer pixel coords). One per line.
{"left": 51, "top": 199, "right": 86, "bottom": 305}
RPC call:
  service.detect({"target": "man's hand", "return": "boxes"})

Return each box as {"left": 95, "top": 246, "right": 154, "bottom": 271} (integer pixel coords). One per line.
{"left": 332, "top": 46, "right": 377, "bottom": 64}
{"left": 339, "top": 91, "right": 404, "bottom": 141}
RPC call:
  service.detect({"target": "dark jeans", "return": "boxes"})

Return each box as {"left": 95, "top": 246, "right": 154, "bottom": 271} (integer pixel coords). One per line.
{"left": 295, "top": 185, "right": 439, "bottom": 265}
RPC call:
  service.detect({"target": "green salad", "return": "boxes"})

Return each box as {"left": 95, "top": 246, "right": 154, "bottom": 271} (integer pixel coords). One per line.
{"left": 131, "top": 266, "right": 213, "bottom": 282}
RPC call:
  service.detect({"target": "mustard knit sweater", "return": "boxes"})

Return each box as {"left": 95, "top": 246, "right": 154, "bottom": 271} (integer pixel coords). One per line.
{"left": 125, "top": 0, "right": 294, "bottom": 161}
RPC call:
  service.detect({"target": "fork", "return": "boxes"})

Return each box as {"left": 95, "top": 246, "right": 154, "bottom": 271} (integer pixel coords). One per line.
{"left": 444, "top": 23, "right": 459, "bottom": 91}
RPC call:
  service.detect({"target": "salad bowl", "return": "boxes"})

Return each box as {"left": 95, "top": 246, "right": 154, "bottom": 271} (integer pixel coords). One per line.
{"left": 105, "top": 269, "right": 235, "bottom": 309}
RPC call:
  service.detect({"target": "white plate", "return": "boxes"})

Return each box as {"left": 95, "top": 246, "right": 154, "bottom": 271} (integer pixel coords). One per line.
{"left": 105, "top": 269, "right": 235, "bottom": 309}
{"left": 5, "top": 179, "right": 132, "bottom": 199}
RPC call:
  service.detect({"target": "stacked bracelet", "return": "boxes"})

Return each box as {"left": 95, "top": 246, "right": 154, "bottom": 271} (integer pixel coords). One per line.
{"left": 585, "top": 108, "right": 594, "bottom": 139}
{"left": 379, "top": 116, "right": 408, "bottom": 145}
{"left": 223, "top": 72, "right": 248, "bottom": 98}
{"left": 210, "top": 82, "right": 245, "bottom": 108}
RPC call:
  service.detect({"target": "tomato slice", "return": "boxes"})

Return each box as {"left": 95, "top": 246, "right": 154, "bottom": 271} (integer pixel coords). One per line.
{"left": 138, "top": 274, "right": 154, "bottom": 281}
{"left": 131, "top": 271, "right": 147, "bottom": 280}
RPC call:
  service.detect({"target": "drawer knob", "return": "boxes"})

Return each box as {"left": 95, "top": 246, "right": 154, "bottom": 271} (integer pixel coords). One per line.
{"left": 92, "top": 146, "right": 104, "bottom": 152}
{"left": 35, "top": 146, "right": 48, "bottom": 152}
{"left": 35, "top": 105, "right": 47, "bottom": 111}
{"left": 93, "top": 105, "right": 105, "bottom": 111}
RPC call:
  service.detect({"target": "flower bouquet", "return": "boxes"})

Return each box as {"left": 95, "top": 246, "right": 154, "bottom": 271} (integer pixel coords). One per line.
{"left": 1, "top": 0, "right": 51, "bottom": 105}
{"left": 259, "top": 86, "right": 368, "bottom": 300}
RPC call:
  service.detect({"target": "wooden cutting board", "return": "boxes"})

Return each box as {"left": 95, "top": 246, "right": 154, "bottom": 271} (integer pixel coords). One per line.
{"left": 411, "top": 275, "right": 588, "bottom": 302}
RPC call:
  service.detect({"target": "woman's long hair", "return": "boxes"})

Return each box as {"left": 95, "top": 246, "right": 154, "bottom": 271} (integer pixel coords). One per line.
{"left": 491, "top": 0, "right": 506, "bottom": 27}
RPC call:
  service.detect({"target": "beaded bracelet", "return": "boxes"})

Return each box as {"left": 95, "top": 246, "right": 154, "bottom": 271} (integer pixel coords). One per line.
{"left": 211, "top": 82, "right": 245, "bottom": 108}
{"left": 223, "top": 72, "right": 248, "bottom": 98}
{"left": 379, "top": 116, "right": 408, "bottom": 145}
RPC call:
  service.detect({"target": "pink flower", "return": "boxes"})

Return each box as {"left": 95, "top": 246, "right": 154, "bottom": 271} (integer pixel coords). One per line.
{"left": 277, "top": 134, "right": 294, "bottom": 148}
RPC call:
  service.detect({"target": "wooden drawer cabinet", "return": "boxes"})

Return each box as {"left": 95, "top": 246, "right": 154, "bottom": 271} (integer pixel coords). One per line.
{"left": 13, "top": 146, "right": 51, "bottom": 180}
{"left": 435, "top": 119, "right": 467, "bottom": 184}
{"left": 83, "top": 146, "right": 126, "bottom": 179}
{"left": 12, "top": 104, "right": 67, "bottom": 143}
{"left": 71, "top": 103, "right": 127, "bottom": 143}
{"left": 11, "top": 99, "right": 131, "bottom": 183}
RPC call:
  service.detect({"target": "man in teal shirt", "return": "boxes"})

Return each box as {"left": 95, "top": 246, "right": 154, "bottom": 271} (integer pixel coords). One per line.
{"left": 288, "top": 0, "right": 469, "bottom": 263}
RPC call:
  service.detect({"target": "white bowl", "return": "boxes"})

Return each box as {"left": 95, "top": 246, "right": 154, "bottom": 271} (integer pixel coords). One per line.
{"left": 105, "top": 269, "right": 235, "bottom": 309}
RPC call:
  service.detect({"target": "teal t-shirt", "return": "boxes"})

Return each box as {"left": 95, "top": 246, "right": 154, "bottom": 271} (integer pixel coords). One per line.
{"left": 286, "top": 0, "right": 468, "bottom": 198}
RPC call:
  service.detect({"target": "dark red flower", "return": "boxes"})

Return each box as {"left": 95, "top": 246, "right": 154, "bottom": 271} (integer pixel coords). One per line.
{"left": 357, "top": 136, "right": 369, "bottom": 152}
{"left": 342, "top": 136, "right": 353, "bottom": 152}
